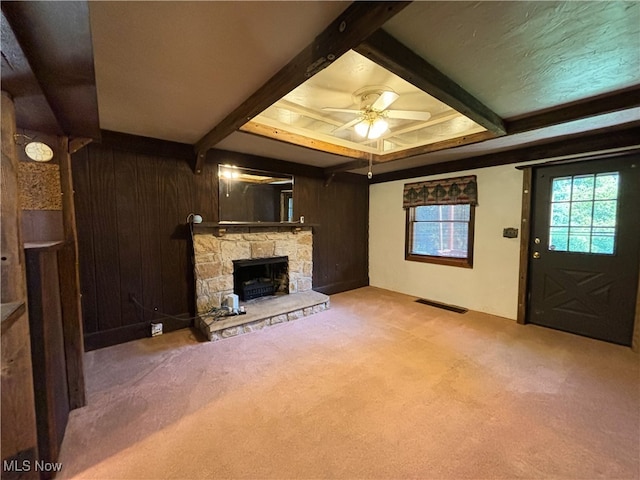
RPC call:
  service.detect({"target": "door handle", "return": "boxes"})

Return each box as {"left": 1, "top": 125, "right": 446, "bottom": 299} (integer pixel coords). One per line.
{"left": 533, "top": 251, "right": 541, "bottom": 259}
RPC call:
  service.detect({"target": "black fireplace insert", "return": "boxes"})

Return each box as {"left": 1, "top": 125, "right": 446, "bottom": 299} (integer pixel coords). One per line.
{"left": 232, "top": 256, "right": 289, "bottom": 301}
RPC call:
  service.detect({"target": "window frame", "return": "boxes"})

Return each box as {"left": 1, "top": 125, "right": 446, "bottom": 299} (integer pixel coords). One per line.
{"left": 405, "top": 204, "right": 476, "bottom": 268}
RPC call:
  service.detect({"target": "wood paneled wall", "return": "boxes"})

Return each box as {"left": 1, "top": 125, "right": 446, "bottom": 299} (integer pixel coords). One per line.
{"left": 72, "top": 134, "right": 369, "bottom": 350}
{"left": 295, "top": 176, "right": 369, "bottom": 294}
{"left": 72, "top": 135, "right": 217, "bottom": 350}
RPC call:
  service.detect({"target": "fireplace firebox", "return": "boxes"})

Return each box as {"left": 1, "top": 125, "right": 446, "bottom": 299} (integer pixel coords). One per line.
{"left": 233, "top": 256, "right": 289, "bottom": 301}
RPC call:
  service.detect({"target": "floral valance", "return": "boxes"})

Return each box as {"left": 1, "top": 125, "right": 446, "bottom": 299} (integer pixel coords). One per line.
{"left": 403, "top": 175, "right": 478, "bottom": 208}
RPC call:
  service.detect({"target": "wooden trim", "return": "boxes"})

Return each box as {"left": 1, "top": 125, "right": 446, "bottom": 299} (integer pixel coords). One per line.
{"left": 404, "top": 253, "right": 473, "bottom": 269}
{"left": 325, "top": 131, "right": 496, "bottom": 175}
{"left": 313, "top": 278, "right": 369, "bottom": 296}
{"left": 371, "top": 124, "right": 640, "bottom": 184}
{"left": 404, "top": 205, "right": 475, "bottom": 269}
{"left": 0, "top": 301, "right": 26, "bottom": 334}
{"left": 83, "top": 316, "right": 190, "bottom": 351}
{"left": 193, "top": 1, "right": 412, "bottom": 173}
{"left": 355, "top": 29, "right": 506, "bottom": 136}
{"left": 324, "top": 159, "right": 371, "bottom": 175}
{"left": 506, "top": 85, "right": 640, "bottom": 135}
{"left": 240, "top": 122, "right": 371, "bottom": 160}
{"left": 633, "top": 256, "right": 640, "bottom": 353}
{"left": 517, "top": 168, "right": 533, "bottom": 325}
{"left": 57, "top": 136, "right": 86, "bottom": 409}
{"left": 376, "top": 130, "right": 496, "bottom": 163}
{"left": 192, "top": 223, "right": 315, "bottom": 237}
{"left": 514, "top": 147, "right": 640, "bottom": 170}
{"left": 1, "top": 91, "right": 27, "bottom": 303}
{"left": 212, "top": 149, "right": 325, "bottom": 178}
{"left": 68, "top": 137, "right": 93, "bottom": 155}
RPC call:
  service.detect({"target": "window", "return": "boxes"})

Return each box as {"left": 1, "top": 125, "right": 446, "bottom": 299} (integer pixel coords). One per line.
{"left": 548, "top": 172, "right": 619, "bottom": 254}
{"left": 406, "top": 204, "right": 475, "bottom": 267}
{"left": 403, "top": 175, "right": 477, "bottom": 268}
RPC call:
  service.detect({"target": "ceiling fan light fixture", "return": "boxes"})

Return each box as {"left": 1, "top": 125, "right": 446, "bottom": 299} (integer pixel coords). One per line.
{"left": 354, "top": 120, "right": 370, "bottom": 138}
{"left": 369, "top": 118, "right": 388, "bottom": 139}
{"left": 354, "top": 117, "right": 388, "bottom": 140}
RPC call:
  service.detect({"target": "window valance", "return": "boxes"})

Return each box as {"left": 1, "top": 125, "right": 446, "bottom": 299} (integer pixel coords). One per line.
{"left": 403, "top": 175, "right": 478, "bottom": 208}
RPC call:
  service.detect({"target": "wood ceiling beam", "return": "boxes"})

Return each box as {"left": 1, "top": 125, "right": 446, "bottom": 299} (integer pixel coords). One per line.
{"left": 1, "top": 1, "right": 101, "bottom": 140}
{"left": 193, "top": 1, "right": 412, "bottom": 174}
{"left": 323, "top": 159, "right": 370, "bottom": 175}
{"left": 369, "top": 123, "right": 640, "bottom": 184}
{"left": 354, "top": 29, "right": 506, "bottom": 137}
{"left": 505, "top": 85, "right": 640, "bottom": 134}
{"left": 0, "top": 11, "right": 62, "bottom": 135}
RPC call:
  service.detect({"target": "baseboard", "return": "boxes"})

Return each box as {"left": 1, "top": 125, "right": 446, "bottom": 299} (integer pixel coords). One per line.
{"left": 314, "top": 277, "right": 369, "bottom": 296}
{"left": 84, "top": 316, "right": 192, "bottom": 351}
{"left": 83, "top": 278, "right": 370, "bottom": 350}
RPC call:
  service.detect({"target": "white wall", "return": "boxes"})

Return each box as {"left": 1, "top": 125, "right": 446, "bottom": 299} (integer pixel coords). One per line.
{"left": 369, "top": 164, "right": 525, "bottom": 320}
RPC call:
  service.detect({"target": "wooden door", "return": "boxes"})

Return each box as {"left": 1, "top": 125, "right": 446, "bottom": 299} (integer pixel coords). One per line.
{"left": 528, "top": 155, "right": 640, "bottom": 345}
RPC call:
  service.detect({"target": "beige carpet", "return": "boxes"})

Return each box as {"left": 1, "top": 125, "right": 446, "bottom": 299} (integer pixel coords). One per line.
{"left": 58, "top": 287, "right": 639, "bottom": 479}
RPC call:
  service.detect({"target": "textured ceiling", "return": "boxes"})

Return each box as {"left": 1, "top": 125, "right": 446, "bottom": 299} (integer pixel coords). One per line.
{"left": 88, "top": 1, "right": 640, "bottom": 173}
{"left": 384, "top": 1, "right": 640, "bottom": 118}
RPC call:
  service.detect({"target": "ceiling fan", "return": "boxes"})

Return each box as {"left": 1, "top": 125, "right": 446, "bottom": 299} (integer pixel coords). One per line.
{"left": 323, "top": 86, "right": 432, "bottom": 140}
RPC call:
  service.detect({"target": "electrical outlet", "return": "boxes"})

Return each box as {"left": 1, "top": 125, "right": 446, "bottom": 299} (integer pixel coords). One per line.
{"left": 503, "top": 227, "right": 519, "bottom": 238}
{"left": 151, "top": 322, "right": 163, "bottom": 337}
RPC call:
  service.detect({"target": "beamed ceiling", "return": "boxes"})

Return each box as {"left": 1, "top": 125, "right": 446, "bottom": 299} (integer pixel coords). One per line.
{"left": 2, "top": 1, "right": 639, "bottom": 181}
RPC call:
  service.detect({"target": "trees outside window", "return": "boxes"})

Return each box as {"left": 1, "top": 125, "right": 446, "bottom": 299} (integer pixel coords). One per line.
{"left": 405, "top": 204, "right": 475, "bottom": 268}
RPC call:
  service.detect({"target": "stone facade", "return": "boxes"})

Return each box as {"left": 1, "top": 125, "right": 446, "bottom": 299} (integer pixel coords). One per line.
{"left": 193, "top": 228, "right": 313, "bottom": 313}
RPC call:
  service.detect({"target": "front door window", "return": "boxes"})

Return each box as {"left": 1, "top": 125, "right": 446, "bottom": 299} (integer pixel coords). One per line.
{"left": 548, "top": 172, "right": 619, "bottom": 254}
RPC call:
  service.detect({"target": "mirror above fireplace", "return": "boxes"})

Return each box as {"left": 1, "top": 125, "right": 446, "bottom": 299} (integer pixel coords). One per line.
{"left": 218, "top": 165, "right": 294, "bottom": 223}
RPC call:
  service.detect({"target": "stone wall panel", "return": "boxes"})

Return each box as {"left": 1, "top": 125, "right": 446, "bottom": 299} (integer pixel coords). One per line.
{"left": 196, "top": 262, "right": 222, "bottom": 279}
{"left": 251, "top": 241, "right": 275, "bottom": 258}
{"left": 298, "top": 277, "right": 313, "bottom": 292}
{"left": 220, "top": 238, "right": 250, "bottom": 260}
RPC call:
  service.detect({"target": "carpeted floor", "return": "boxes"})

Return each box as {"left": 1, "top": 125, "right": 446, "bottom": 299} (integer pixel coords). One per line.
{"left": 58, "top": 287, "right": 639, "bottom": 479}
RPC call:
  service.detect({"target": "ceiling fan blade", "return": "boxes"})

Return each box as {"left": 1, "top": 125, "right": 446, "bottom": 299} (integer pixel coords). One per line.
{"left": 323, "top": 107, "right": 361, "bottom": 114}
{"left": 386, "top": 110, "right": 432, "bottom": 121}
{"left": 332, "top": 117, "right": 361, "bottom": 133}
{"left": 371, "top": 91, "right": 399, "bottom": 111}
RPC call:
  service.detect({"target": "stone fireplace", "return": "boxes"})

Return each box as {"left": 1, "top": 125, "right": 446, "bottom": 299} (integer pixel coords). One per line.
{"left": 192, "top": 225, "right": 329, "bottom": 340}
